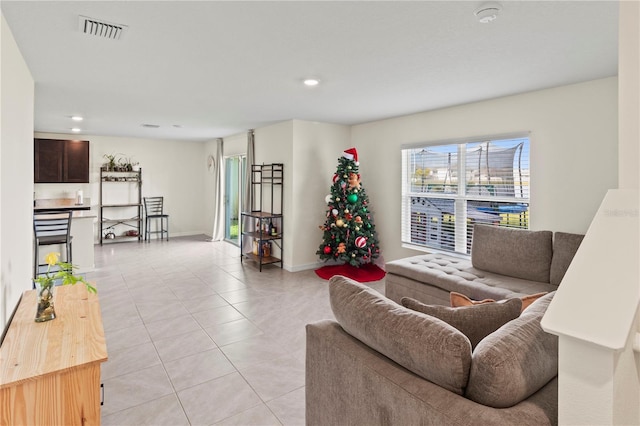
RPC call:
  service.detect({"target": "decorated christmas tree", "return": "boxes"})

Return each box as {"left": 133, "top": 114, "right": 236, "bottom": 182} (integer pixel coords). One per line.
{"left": 317, "top": 148, "right": 380, "bottom": 267}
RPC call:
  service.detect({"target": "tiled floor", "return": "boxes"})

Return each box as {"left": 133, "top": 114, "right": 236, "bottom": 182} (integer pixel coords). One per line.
{"left": 89, "top": 235, "right": 384, "bottom": 425}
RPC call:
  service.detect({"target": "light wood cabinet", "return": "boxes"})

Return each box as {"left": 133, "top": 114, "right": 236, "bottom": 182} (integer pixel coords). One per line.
{"left": 0, "top": 285, "right": 108, "bottom": 425}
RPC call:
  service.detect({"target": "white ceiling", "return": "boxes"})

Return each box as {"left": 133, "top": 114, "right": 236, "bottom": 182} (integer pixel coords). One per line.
{"left": 1, "top": 1, "right": 619, "bottom": 142}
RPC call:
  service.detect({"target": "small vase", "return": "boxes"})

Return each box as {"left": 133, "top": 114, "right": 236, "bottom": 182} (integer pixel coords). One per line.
{"left": 34, "top": 281, "right": 56, "bottom": 322}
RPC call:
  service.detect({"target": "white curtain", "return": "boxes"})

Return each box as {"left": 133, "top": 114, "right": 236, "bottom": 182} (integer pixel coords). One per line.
{"left": 210, "top": 138, "right": 225, "bottom": 241}
{"left": 241, "top": 130, "right": 255, "bottom": 252}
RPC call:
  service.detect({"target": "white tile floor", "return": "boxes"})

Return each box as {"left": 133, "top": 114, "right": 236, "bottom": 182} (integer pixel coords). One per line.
{"left": 89, "top": 235, "right": 384, "bottom": 425}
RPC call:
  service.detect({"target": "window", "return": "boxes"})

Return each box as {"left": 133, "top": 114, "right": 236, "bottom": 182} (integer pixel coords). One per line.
{"left": 401, "top": 135, "right": 530, "bottom": 255}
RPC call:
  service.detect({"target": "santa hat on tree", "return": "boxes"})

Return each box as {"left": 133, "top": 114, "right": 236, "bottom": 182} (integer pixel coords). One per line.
{"left": 342, "top": 147, "right": 359, "bottom": 165}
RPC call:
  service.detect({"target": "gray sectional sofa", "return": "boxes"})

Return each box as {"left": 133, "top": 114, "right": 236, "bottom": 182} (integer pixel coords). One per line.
{"left": 386, "top": 224, "right": 584, "bottom": 306}
{"left": 305, "top": 225, "right": 584, "bottom": 425}
{"left": 306, "top": 276, "right": 559, "bottom": 425}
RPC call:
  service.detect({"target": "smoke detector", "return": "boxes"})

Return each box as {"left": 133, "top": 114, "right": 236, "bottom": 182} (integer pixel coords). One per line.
{"left": 474, "top": 3, "right": 501, "bottom": 23}
{"left": 78, "top": 15, "right": 127, "bottom": 40}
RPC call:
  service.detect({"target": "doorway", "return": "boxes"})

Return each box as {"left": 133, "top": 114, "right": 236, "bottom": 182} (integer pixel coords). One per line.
{"left": 224, "top": 155, "right": 246, "bottom": 245}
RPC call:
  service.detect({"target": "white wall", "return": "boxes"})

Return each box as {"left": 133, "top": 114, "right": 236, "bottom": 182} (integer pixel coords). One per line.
{"left": 291, "top": 120, "right": 351, "bottom": 270}
{"left": 0, "top": 13, "right": 35, "bottom": 328}
{"left": 618, "top": 0, "right": 640, "bottom": 189}
{"left": 254, "top": 121, "right": 294, "bottom": 268}
{"left": 223, "top": 120, "right": 351, "bottom": 271}
{"left": 352, "top": 77, "right": 618, "bottom": 262}
{"left": 34, "top": 132, "right": 208, "bottom": 241}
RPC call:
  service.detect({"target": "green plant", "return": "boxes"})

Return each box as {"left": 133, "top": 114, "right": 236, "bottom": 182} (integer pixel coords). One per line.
{"left": 103, "top": 153, "right": 119, "bottom": 171}
{"left": 34, "top": 252, "right": 96, "bottom": 322}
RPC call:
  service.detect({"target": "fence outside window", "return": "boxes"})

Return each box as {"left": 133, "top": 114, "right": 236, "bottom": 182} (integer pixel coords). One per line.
{"left": 401, "top": 135, "right": 530, "bottom": 254}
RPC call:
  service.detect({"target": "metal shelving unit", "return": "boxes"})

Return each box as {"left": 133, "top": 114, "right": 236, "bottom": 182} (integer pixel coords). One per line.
{"left": 99, "top": 168, "right": 142, "bottom": 245}
{"left": 241, "top": 163, "right": 283, "bottom": 271}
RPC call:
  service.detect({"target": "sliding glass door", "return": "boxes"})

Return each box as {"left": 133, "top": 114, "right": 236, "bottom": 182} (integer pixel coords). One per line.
{"left": 224, "top": 155, "right": 246, "bottom": 245}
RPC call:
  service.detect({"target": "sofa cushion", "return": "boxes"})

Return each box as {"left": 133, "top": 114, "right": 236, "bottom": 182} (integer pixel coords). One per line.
{"left": 401, "top": 296, "right": 522, "bottom": 349}
{"left": 329, "top": 275, "right": 472, "bottom": 395}
{"left": 385, "top": 254, "right": 556, "bottom": 304}
{"left": 550, "top": 232, "right": 584, "bottom": 285}
{"left": 465, "top": 292, "right": 557, "bottom": 408}
{"left": 450, "top": 290, "right": 547, "bottom": 312}
{"left": 471, "top": 225, "right": 553, "bottom": 283}
{"left": 520, "top": 292, "right": 548, "bottom": 311}
{"left": 449, "top": 291, "right": 495, "bottom": 306}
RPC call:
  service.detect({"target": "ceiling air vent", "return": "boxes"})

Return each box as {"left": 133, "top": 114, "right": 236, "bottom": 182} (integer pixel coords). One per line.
{"left": 78, "top": 15, "right": 127, "bottom": 40}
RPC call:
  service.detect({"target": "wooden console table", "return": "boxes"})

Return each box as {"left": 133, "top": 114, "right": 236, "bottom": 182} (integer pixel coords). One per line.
{"left": 0, "top": 284, "right": 108, "bottom": 425}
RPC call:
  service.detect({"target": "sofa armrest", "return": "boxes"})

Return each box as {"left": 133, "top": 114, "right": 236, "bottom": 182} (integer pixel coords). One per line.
{"left": 306, "top": 320, "right": 557, "bottom": 426}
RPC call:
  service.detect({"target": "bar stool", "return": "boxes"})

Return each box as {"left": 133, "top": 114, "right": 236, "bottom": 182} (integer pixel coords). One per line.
{"left": 143, "top": 197, "right": 169, "bottom": 241}
{"left": 33, "top": 210, "right": 73, "bottom": 278}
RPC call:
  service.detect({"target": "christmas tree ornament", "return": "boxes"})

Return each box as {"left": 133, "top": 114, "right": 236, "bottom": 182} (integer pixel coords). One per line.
{"left": 340, "top": 181, "right": 346, "bottom": 189}
{"left": 342, "top": 147, "right": 359, "bottom": 166}
{"left": 332, "top": 209, "right": 338, "bottom": 216}
{"left": 355, "top": 216, "right": 363, "bottom": 223}
{"left": 323, "top": 246, "right": 332, "bottom": 254}
{"left": 355, "top": 226, "right": 360, "bottom": 231}
{"left": 348, "top": 173, "right": 361, "bottom": 189}
{"left": 325, "top": 194, "right": 333, "bottom": 204}
{"left": 336, "top": 219, "right": 344, "bottom": 227}
{"left": 337, "top": 243, "right": 346, "bottom": 253}
{"left": 333, "top": 174, "right": 339, "bottom": 183}
{"left": 347, "top": 194, "right": 358, "bottom": 203}
{"left": 345, "top": 209, "right": 349, "bottom": 213}
{"left": 355, "top": 236, "right": 366, "bottom": 248}
{"left": 345, "top": 213, "right": 353, "bottom": 221}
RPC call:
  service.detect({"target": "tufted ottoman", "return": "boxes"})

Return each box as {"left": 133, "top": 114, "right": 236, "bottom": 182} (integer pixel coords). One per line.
{"left": 385, "top": 225, "right": 584, "bottom": 306}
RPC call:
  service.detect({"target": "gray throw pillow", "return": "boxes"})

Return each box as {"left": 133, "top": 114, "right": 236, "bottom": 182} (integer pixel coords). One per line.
{"left": 329, "top": 275, "right": 472, "bottom": 395}
{"left": 471, "top": 224, "right": 553, "bottom": 283}
{"left": 465, "top": 292, "right": 557, "bottom": 408}
{"left": 550, "top": 232, "right": 584, "bottom": 285}
{"left": 401, "top": 297, "right": 522, "bottom": 349}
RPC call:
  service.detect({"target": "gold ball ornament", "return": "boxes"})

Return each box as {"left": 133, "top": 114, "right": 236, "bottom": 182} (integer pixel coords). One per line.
{"left": 336, "top": 219, "right": 344, "bottom": 227}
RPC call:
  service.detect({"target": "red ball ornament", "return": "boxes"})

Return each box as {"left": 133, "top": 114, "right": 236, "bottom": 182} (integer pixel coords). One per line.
{"left": 355, "top": 236, "right": 367, "bottom": 248}
{"left": 323, "top": 246, "right": 332, "bottom": 254}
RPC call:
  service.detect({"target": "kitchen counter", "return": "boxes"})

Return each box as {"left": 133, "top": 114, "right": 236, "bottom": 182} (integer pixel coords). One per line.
{"left": 34, "top": 197, "right": 91, "bottom": 211}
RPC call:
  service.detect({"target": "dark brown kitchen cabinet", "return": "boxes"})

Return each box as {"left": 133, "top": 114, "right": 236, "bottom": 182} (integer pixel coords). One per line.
{"left": 34, "top": 138, "right": 89, "bottom": 183}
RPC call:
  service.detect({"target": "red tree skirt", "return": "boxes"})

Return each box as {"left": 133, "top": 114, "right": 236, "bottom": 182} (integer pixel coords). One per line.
{"left": 315, "top": 263, "right": 386, "bottom": 283}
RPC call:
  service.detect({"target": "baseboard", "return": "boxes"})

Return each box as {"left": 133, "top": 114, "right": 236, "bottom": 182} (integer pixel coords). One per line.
{"left": 288, "top": 262, "right": 323, "bottom": 272}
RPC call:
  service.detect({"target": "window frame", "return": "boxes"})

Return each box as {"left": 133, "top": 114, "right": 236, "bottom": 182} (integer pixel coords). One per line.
{"left": 401, "top": 132, "right": 530, "bottom": 256}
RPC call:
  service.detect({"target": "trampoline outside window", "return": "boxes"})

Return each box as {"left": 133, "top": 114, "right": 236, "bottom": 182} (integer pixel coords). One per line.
{"left": 401, "top": 135, "right": 530, "bottom": 255}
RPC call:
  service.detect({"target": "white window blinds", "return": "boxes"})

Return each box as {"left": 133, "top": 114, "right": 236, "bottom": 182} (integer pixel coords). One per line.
{"left": 401, "top": 135, "right": 530, "bottom": 255}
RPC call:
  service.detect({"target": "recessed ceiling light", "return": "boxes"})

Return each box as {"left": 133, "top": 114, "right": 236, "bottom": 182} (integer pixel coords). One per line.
{"left": 71, "top": 115, "right": 84, "bottom": 121}
{"left": 475, "top": 2, "right": 501, "bottom": 23}
{"left": 303, "top": 78, "right": 320, "bottom": 87}
{"left": 141, "top": 123, "right": 160, "bottom": 128}
{"left": 71, "top": 127, "right": 81, "bottom": 132}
